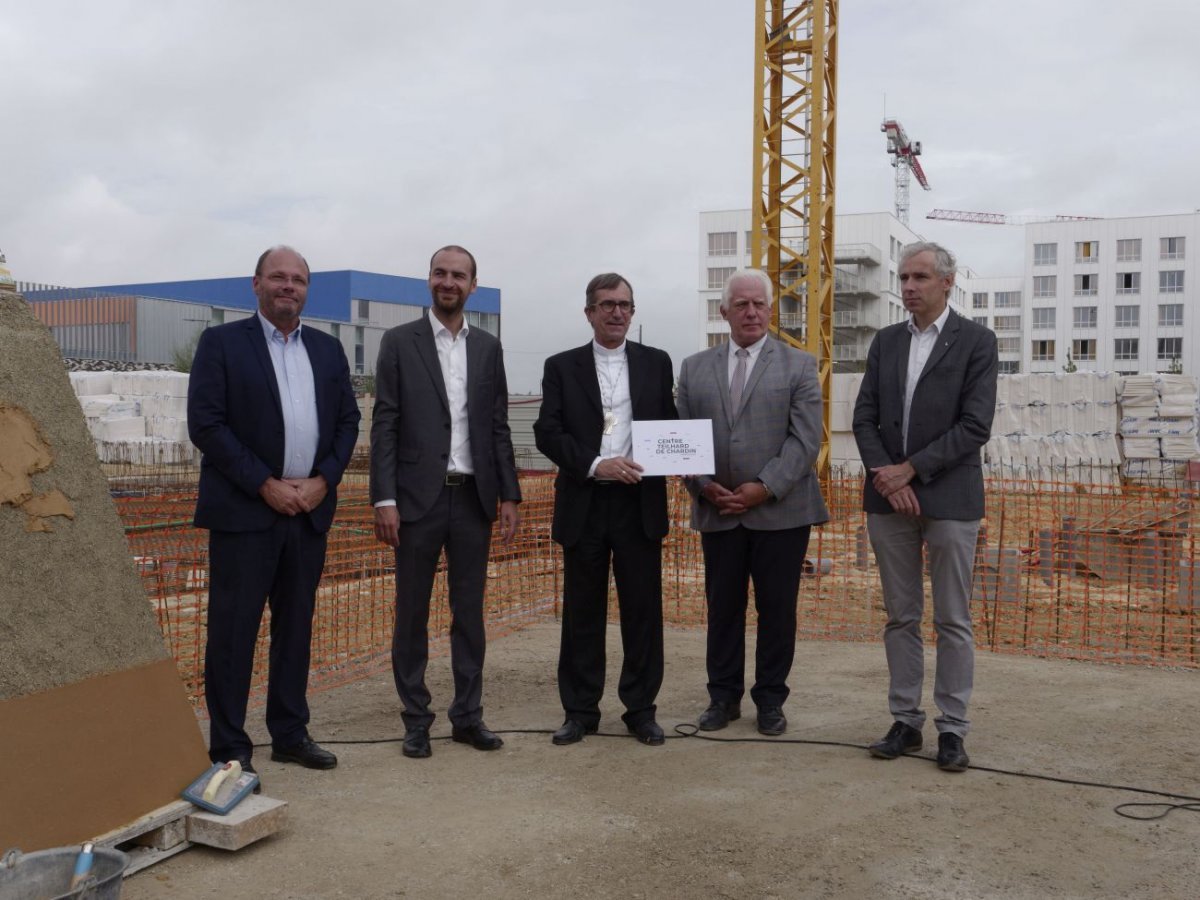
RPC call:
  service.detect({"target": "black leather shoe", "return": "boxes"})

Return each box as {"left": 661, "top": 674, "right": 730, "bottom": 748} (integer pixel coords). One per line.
{"left": 270, "top": 736, "right": 338, "bottom": 770}
{"left": 402, "top": 726, "right": 432, "bottom": 759}
{"left": 869, "top": 721, "right": 923, "bottom": 759}
{"left": 698, "top": 701, "right": 741, "bottom": 732}
{"left": 627, "top": 719, "right": 665, "bottom": 746}
{"left": 936, "top": 733, "right": 970, "bottom": 772}
{"left": 452, "top": 722, "right": 504, "bottom": 751}
{"left": 552, "top": 719, "right": 598, "bottom": 746}
{"left": 756, "top": 706, "right": 787, "bottom": 736}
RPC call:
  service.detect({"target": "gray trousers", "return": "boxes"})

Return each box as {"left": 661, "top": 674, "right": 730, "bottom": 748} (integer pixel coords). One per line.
{"left": 867, "top": 513, "right": 980, "bottom": 737}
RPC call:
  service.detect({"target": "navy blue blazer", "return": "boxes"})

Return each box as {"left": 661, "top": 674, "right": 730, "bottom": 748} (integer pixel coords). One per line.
{"left": 188, "top": 315, "right": 361, "bottom": 534}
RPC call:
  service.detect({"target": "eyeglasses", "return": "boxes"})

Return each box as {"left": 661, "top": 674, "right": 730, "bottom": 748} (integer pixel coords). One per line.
{"left": 590, "top": 300, "right": 635, "bottom": 314}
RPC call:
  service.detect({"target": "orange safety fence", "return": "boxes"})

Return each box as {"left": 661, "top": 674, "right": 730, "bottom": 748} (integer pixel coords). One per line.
{"left": 112, "top": 463, "right": 1200, "bottom": 711}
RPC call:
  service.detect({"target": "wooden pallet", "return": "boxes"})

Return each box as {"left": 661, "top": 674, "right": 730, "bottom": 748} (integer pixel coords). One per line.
{"left": 91, "top": 794, "right": 288, "bottom": 875}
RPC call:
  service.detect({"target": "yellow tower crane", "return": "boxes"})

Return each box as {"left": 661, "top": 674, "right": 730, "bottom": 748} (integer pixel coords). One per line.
{"left": 750, "top": 0, "right": 838, "bottom": 475}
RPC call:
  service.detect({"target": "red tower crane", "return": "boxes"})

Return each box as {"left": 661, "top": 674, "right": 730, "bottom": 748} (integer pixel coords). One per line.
{"left": 881, "top": 119, "right": 929, "bottom": 225}
{"left": 926, "top": 208, "right": 1099, "bottom": 225}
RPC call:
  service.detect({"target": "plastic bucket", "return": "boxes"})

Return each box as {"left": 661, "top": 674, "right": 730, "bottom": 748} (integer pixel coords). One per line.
{"left": 0, "top": 846, "right": 129, "bottom": 900}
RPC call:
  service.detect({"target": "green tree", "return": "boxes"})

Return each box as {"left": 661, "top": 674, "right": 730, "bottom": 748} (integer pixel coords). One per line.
{"left": 1062, "top": 351, "right": 1077, "bottom": 373}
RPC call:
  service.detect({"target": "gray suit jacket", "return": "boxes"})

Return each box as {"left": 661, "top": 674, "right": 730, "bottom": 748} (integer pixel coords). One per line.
{"left": 852, "top": 308, "right": 998, "bottom": 520}
{"left": 369, "top": 315, "right": 521, "bottom": 521}
{"left": 676, "top": 337, "right": 828, "bottom": 532}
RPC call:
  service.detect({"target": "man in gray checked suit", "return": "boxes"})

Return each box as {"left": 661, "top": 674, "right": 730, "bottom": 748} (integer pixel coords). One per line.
{"left": 853, "top": 241, "right": 998, "bottom": 773}
{"left": 370, "top": 245, "right": 522, "bottom": 760}
{"left": 677, "top": 268, "right": 828, "bottom": 738}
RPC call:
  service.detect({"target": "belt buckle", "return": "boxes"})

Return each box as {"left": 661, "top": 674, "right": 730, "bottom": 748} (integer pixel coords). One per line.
{"left": 445, "top": 472, "right": 466, "bottom": 486}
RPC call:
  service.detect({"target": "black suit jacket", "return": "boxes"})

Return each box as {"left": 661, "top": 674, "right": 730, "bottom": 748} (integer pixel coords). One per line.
{"left": 852, "top": 308, "right": 998, "bottom": 520}
{"left": 369, "top": 315, "right": 521, "bottom": 521}
{"left": 534, "top": 341, "right": 677, "bottom": 547}
{"left": 188, "top": 316, "right": 361, "bottom": 534}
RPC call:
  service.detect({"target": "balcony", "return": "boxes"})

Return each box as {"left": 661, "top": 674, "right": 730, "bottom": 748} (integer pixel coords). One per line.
{"left": 833, "top": 308, "right": 882, "bottom": 330}
{"left": 833, "top": 344, "right": 866, "bottom": 362}
{"left": 834, "top": 267, "right": 881, "bottom": 298}
{"left": 833, "top": 242, "right": 882, "bottom": 267}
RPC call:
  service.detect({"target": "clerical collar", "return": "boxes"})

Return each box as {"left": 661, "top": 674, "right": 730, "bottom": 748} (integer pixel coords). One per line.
{"left": 592, "top": 340, "right": 626, "bottom": 357}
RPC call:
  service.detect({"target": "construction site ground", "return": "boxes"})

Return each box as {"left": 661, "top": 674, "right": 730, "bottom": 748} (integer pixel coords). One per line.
{"left": 121, "top": 621, "right": 1200, "bottom": 900}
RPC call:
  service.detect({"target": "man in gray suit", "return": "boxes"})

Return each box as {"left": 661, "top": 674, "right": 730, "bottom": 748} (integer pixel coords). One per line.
{"left": 677, "top": 268, "right": 828, "bottom": 737}
{"left": 370, "top": 245, "right": 522, "bottom": 760}
{"left": 853, "top": 241, "right": 998, "bottom": 772}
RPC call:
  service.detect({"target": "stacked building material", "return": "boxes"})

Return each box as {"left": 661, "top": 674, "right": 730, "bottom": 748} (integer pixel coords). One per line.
{"left": 1118, "top": 374, "right": 1199, "bottom": 482}
{"left": 983, "top": 372, "right": 1121, "bottom": 489}
{"left": 69, "top": 370, "right": 195, "bottom": 464}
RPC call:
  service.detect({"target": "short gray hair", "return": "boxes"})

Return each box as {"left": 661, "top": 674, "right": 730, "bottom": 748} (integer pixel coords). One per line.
{"left": 720, "top": 268, "right": 775, "bottom": 311}
{"left": 899, "top": 241, "right": 956, "bottom": 277}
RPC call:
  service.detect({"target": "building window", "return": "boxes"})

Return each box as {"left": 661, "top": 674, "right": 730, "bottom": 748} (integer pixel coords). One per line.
{"left": 993, "top": 315, "right": 1021, "bottom": 332}
{"left": 211, "top": 308, "right": 225, "bottom": 325}
{"left": 1158, "top": 337, "right": 1183, "bottom": 362}
{"left": 1032, "top": 307, "right": 1056, "bottom": 329}
{"left": 708, "top": 232, "right": 737, "bottom": 256}
{"left": 1033, "top": 243, "right": 1057, "bottom": 266}
{"left": 1033, "top": 275, "right": 1056, "bottom": 298}
{"left": 1114, "top": 305, "right": 1140, "bottom": 328}
{"left": 998, "top": 360, "right": 1021, "bottom": 374}
{"left": 355, "top": 298, "right": 369, "bottom": 321}
{"left": 1072, "top": 306, "right": 1098, "bottom": 328}
{"left": 707, "top": 297, "right": 723, "bottom": 321}
{"left": 1114, "top": 338, "right": 1140, "bottom": 361}
{"left": 1159, "top": 303, "right": 1184, "bottom": 327}
{"left": 1160, "top": 270, "right": 1184, "bottom": 293}
{"left": 1116, "top": 272, "right": 1140, "bottom": 294}
{"left": 996, "top": 336, "right": 1020, "bottom": 354}
{"left": 330, "top": 322, "right": 340, "bottom": 340}
{"left": 972, "top": 292, "right": 988, "bottom": 309}
{"left": 707, "top": 332, "right": 729, "bottom": 348}
{"left": 1032, "top": 339, "right": 1056, "bottom": 362}
{"left": 707, "top": 267, "right": 736, "bottom": 290}
{"left": 1116, "top": 239, "right": 1141, "bottom": 262}
{"left": 1074, "top": 273, "right": 1098, "bottom": 296}
{"left": 1161, "top": 236, "right": 1186, "bottom": 260}
{"left": 972, "top": 315, "right": 988, "bottom": 326}
{"left": 1072, "top": 338, "right": 1096, "bottom": 361}
{"left": 1075, "top": 241, "right": 1099, "bottom": 263}
{"left": 994, "top": 291, "right": 1021, "bottom": 308}
{"left": 354, "top": 325, "right": 365, "bottom": 375}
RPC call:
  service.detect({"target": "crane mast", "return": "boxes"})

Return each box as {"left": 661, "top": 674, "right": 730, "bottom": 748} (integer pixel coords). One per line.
{"left": 751, "top": 0, "right": 838, "bottom": 475}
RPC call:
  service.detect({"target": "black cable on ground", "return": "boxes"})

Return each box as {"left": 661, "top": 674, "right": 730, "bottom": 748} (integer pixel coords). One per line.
{"left": 255, "top": 723, "right": 1200, "bottom": 821}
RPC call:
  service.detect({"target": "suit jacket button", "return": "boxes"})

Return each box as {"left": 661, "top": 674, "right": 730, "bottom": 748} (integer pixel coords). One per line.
{"left": 440, "top": 453, "right": 448, "bottom": 460}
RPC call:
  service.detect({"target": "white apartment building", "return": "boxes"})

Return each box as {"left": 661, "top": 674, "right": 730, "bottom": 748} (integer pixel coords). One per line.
{"left": 1021, "top": 213, "right": 1198, "bottom": 376}
{"left": 701, "top": 209, "right": 1200, "bottom": 378}
{"left": 698, "top": 210, "right": 972, "bottom": 368}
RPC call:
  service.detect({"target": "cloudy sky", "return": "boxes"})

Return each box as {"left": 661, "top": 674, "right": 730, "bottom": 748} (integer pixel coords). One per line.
{"left": 6, "top": 1, "right": 1198, "bottom": 390}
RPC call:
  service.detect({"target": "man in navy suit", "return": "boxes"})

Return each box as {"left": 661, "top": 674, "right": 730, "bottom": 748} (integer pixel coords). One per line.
{"left": 188, "top": 245, "right": 360, "bottom": 780}
{"left": 534, "top": 273, "right": 677, "bottom": 747}
{"left": 853, "top": 241, "right": 997, "bottom": 772}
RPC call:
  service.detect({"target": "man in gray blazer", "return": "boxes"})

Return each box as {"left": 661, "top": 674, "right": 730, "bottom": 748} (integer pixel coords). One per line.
{"left": 853, "top": 241, "right": 998, "bottom": 772}
{"left": 370, "top": 245, "right": 521, "bottom": 760}
{"left": 677, "top": 268, "right": 828, "bottom": 737}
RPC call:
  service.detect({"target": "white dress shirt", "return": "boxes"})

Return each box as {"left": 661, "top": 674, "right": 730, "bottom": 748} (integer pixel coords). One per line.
{"left": 902, "top": 305, "right": 951, "bottom": 455}
{"left": 588, "top": 340, "right": 632, "bottom": 478}
{"left": 430, "top": 308, "right": 473, "bottom": 475}
{"left": 257, "top": 312, "right": 318, "bottom": 479}
{"left": 727, "top": 333, "right": 769, "bottom": 385}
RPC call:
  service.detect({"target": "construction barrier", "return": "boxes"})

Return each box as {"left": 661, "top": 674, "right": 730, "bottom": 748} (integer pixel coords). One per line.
{"left": 112, "top": 461, "right": 1200, "bottom": 710}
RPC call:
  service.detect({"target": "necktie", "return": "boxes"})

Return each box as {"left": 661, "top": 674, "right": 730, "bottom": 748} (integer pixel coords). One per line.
{"left": 730, "top": 348, "right": 749, "bottom": 415}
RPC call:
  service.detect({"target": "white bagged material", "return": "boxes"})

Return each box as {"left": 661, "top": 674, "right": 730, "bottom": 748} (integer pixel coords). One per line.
{"left": 69, "top": 371, "right": 113, "bottom": 396}
{"left": 1120, "top": 436, "right": 1160, "bottom": 459}
{"left": 96, "top": 416, "right": 147, "bottom": 441}
{"left": 140, "top": 395, "right": 189, "bottom": 418}
{"left": 147, "top": 416, "right": 191, "bottom": 441}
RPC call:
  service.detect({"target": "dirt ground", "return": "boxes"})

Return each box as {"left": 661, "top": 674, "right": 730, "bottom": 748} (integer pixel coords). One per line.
{"left": 122, "top": 621, "right": 1200, "bottom": 900}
